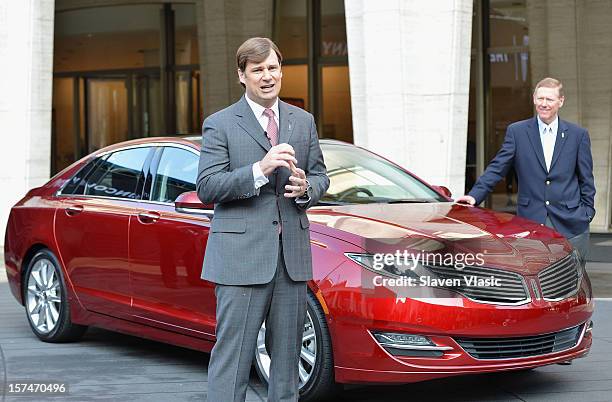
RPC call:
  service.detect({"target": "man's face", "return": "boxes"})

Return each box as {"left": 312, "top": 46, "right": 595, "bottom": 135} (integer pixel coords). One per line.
{"left": 533, "top": 86, "right": 564, "bottom": 124}
{"left": 238, "top": 50, "right": 282, "bottom": 108}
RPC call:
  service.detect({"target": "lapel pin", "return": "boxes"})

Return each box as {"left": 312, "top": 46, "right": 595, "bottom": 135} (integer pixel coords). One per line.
{"left": 561, "top": 132, "right": 564, "bottom": 138}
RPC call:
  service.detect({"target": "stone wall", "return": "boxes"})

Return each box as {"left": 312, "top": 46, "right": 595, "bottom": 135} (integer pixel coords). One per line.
{"left": 0, "top": 0, "right": 55, "bottom": 247}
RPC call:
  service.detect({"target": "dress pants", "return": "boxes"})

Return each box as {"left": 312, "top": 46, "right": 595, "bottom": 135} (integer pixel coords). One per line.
{"left": 206, "top": 239, "right": 308, "bottom": 402}
{"left": 545, "top": 216, "right": 590, "bottom": 264}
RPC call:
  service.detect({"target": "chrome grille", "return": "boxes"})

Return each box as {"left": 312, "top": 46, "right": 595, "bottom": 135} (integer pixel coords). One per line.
{"left": 538, "top": 253, "right": 580, "bottom": 301}
{"left": 424, "top": 264, "right": 529, "bottom": 305}
{"left": 455, "top": 324, "right": 584, "bottom": 360}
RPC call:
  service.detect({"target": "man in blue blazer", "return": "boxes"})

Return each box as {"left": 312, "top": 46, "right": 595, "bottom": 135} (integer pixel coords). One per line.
{"left": 457, "top": 77, "right": 595, "bottom": 261}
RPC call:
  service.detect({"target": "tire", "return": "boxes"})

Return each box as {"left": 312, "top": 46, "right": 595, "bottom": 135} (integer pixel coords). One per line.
{"left": 22, "top": 249, "right": 87, "bottom": 342}
{"left": 254, "top": 291, "right": 338, "bottom": 401}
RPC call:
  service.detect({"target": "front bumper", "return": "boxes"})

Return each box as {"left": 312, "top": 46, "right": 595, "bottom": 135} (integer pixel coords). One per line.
{"left": 321, "top": 263, "right": 594, "bottom": 384}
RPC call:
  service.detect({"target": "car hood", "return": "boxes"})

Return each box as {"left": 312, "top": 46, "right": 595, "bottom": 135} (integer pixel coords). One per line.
{"left": 307, "top": 202, "right": 571, "bottom": 275}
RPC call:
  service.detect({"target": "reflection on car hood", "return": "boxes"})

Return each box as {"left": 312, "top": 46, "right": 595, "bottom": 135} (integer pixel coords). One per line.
{"left": 307, "top": 202, "right": 571, "bottom": 275}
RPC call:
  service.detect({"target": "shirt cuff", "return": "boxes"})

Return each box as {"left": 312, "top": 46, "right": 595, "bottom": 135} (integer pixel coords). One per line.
{"left": 295, "top": 196, "right": 311, "bottom": 206}
{"left": 252, "top": 162, "right": 269, "bottom": 195}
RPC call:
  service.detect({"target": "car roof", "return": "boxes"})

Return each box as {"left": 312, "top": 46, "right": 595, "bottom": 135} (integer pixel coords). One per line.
{"left": 91, "top": 136, "right": 200, "bottom": 155}
{"left": 181, "top": 135, "right": 352, "bottom": 147}
{"left": 80, "top": 136, "right": 356, "bottom": 166}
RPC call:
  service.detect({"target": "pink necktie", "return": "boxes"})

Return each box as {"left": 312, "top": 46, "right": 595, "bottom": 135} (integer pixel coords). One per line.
{"left": 264, "top": 108, "right": 278, "bottom": 146}
{"left": 263, "top": 108, "right": 282, "bottom": 234}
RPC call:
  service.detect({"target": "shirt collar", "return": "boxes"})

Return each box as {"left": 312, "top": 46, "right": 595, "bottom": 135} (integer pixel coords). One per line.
{"left": 244, "top": 93, "right": 279, "bottom": 121}
{"left": 537, "top": 115, "right": 558, "bottom": 134}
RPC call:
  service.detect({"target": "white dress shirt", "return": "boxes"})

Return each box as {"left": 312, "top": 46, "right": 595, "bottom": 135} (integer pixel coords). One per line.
{"left": 537, "top": 115, "right": 558, "bottom": 172}
{"left": 244, "top": 94, "right": 279, "bottom": 192}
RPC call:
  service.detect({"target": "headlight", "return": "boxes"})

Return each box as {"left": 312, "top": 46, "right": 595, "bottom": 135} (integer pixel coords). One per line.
{"left": 373, "top": 332, "right": 435, "bottom": 347}
{"left": 344, "top": 252, "right": 437, "bottom": 280}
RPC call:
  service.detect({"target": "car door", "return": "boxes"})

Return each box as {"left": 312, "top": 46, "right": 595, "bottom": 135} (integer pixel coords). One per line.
{"left": 55, "top": 146, "right": 153, "bottom": 318}
{"left": 128, "top": 145, "right": 216, "bottom": 339}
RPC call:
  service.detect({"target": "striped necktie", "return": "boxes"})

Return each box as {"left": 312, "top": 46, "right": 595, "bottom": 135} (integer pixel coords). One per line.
{"left": 264, "top": 108, "right": 278, "bottom": 146}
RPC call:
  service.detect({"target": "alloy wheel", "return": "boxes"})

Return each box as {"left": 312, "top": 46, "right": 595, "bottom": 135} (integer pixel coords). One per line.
{"left": 26, "top": 258, "right": 62, "bottom": 334}
{"left": 255, "top": 310, "right": 317, "bottom": 388}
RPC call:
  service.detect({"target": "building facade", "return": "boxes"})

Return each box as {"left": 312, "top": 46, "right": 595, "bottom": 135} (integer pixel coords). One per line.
{"left": 1, "top": 0, "right": 611, "bottom": 247}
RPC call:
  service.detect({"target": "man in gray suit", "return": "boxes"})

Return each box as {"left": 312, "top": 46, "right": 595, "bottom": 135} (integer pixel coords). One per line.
{"left": 196, "top": 37, "right": 329, "bottom": 402}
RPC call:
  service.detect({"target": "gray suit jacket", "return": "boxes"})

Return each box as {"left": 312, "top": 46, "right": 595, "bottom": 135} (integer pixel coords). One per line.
{"left": 196, "top": 96, "right": 329, "bottom": 285}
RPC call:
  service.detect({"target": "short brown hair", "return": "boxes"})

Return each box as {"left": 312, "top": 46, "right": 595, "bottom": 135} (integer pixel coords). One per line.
{"left": 534, "top": 77, "right": 564, "bottom": 98}
{"left": 236, "top": 37, "right": 282, "bottom": 73}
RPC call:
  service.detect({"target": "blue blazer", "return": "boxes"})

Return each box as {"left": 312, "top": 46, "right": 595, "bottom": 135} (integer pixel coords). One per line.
{"left": 468, "top": 116, "right": 595, "bottom": 238}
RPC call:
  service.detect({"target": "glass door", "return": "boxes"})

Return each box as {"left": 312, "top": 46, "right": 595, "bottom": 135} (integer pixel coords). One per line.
{"left": 86, "top": 77, "right": 129, "bottom": 153}
{"left": 485, "top": 0, "right": 532, "bottom": 213}
{"left": 132, "top": 73, "right": 162, "bottom": 137}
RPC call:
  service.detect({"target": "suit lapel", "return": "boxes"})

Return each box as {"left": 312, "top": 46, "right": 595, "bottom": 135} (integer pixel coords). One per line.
{"left": 526, "top": 117, "right": 547, "bottom": 172}
{"left": 235, "top": 96, "right": 271, "bottom": 152}
{"left": 278, "top": 100, "right": 295, "bottom": 145}
{"left": 274, "top": 101, "right": 295, "bottom": 194}
{"left": 549, "top": 119, "right": 568, "bottom": 172}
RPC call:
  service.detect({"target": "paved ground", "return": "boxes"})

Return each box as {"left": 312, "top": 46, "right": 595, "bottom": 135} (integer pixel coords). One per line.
{"left": 585, "top": 233, "right": 612, "bottom": 298}
{"left": 1, "top": 235, "right": 611, "bottom": 401}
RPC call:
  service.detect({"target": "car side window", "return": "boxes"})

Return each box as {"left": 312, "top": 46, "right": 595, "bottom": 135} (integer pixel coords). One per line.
{"left": 82, "top": 147, "right": 151, "bottom": 199}
{"left": 151, "top": 147, "right": 198, "bottom": 203}
{"left": 59, "top": 157, "right": 107, "bottom": 196}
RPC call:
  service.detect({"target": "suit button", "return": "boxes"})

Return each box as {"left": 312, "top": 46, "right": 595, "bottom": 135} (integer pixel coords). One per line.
{"left": 272, "top": 220, "right": 278, "bottom": 225}
{"left": 546, "top": 180, "right": 550, "bottom": 185}
{"left": 545, "top": 200, "right": 550, "bottom": 205}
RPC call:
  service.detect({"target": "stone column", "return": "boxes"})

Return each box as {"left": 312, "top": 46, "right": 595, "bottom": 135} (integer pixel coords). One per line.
{"left": 345, "top": 0, "right": 473, "bottom": 196}
{"left": 196, "top": 0, "right": 274, "bottom": 117}
{"left": 0, "top": 0, "right": 55, "bottom": 247}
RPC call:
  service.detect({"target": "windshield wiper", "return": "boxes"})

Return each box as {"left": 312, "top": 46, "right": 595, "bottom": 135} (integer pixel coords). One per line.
{"left": 383, "top": 198, "right": 435, "bottom": 204}
{"left": 315, "top": 200, "right": 350, "bottom": 206}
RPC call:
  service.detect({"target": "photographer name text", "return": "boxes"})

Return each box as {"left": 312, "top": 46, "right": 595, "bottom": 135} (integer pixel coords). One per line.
{"left": 373, "top": 275, "right": 501, "bottom": 287}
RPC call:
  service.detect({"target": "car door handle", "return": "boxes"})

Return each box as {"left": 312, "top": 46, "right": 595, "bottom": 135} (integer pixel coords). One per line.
{"left": 138, "top": 211, "right": 161, "bottom": 224}
{"left": 65, "top": 205, "right": 84, "bottom": 216}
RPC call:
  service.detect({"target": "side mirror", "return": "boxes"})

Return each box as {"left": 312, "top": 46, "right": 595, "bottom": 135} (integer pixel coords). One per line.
{"left": 432, "top": 185, "right": 452, "bottom": 199}
{"left": 175, "top": 191, "right": 214, "bottom": 212}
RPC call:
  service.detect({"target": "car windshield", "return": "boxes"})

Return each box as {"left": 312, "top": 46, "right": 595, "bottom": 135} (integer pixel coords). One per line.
{"left": 187, "top": 138, "right": 445, "bottom": 205}
{"left": 320, "top": 143, "right": 445, "bottom": 205}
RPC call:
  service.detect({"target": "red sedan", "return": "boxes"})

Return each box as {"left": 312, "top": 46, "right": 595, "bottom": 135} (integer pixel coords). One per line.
{"left": 4, "top": 137, "right": 593, "bottom": 401}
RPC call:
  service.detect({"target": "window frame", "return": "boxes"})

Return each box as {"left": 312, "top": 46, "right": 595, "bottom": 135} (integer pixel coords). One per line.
{"left": 273, "top": 0, "right": 350, "bottom": 138}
